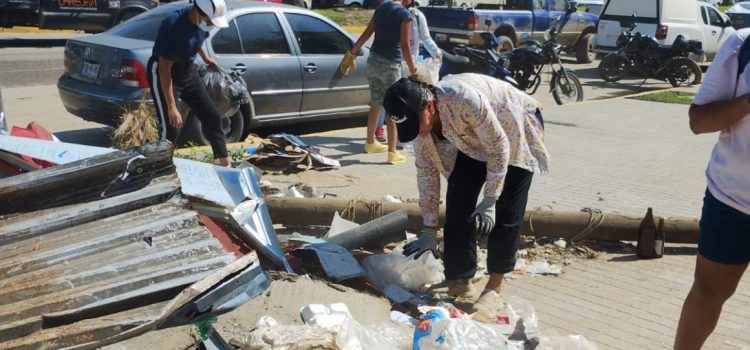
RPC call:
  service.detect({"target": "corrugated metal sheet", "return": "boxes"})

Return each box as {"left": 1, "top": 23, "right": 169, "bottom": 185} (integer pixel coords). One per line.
{"left": 0, "top": 147, "right": 243, "bottom": 349}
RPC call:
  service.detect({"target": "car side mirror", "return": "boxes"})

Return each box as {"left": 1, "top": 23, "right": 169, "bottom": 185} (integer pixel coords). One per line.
{"left": 484, "top": 19, "right": 492, "bottom": 27}
{"left": 724, "top": 19, "right": 733, "bottom": 28}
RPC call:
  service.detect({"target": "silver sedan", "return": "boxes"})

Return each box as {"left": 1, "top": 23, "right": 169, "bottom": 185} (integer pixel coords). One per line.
{"left": 57, "top": 0, "right": 371, "bottom": 145}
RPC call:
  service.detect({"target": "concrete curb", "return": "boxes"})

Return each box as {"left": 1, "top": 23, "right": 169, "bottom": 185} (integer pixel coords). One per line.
{"left": 556, "top": 85, "right": 694, "bottom": 108}
{"left": 0, "top": 26, "right": 80, "bottom": 34}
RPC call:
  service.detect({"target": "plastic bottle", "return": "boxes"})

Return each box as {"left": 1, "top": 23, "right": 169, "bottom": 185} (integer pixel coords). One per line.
{"left": 402, "top": 142, "right": 415, "bottom": 153}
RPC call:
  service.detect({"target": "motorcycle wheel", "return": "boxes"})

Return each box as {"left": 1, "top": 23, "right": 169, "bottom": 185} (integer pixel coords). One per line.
{"left": 666, "top": 58, "right": 702, "bottom": 87}
{"left": 551, "top": 69, "right": 584, "bottom": 105}
{"left": 598, "top": 54, "right": 629, "bottom": 82}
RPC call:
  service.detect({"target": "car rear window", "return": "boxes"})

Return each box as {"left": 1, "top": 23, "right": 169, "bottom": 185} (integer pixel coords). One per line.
{"left": 108, "top": 4, "right": 186, "bottom": 41}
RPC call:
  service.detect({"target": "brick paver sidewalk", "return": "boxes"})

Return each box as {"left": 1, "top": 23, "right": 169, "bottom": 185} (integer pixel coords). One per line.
{"left": 264, "top": 97, "right": 750, "bottom": 349}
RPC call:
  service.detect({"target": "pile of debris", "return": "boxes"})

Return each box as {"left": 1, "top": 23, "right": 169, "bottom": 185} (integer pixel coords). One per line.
{"left": 0, "top": 135, "right": 286, "bottom": 349}
{"left": 0, "top": 132, "right": 597, "bottom": 350}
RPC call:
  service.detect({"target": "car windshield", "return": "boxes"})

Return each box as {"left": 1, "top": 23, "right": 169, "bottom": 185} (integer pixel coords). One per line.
{"left": 731, "top": 3, "right": 750, "bottom": 11}
{"left": 108, "top": 3, "right": 188, "bottom": 41}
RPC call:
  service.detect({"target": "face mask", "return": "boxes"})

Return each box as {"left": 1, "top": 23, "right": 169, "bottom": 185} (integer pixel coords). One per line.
{"left": 198, "top": 21, "right": 212, "bottom": 32}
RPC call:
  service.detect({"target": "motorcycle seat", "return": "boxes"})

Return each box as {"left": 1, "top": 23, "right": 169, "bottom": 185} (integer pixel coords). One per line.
{"left": 441, "top": 49, "right": 470, "bottom": 66}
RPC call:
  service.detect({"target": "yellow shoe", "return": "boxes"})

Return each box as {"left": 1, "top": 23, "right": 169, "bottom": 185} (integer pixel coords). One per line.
{"left": 364, "top": 141, "right": 388, "bottom": 153}
{"left": 388, "top": 151, "right": 406, "bottom": 164}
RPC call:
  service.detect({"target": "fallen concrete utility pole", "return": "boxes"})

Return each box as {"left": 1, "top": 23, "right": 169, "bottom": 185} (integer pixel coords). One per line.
{"left": 264, "top": 198, "right": 699, "bottom": 244}
{"left": 326, "top": 210, "right": 408, "bottom": 249}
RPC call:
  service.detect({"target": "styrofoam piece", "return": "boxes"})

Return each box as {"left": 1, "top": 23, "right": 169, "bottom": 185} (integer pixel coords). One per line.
{"left": 300, "top": 303, "right": 352, "bottom": 329}
{"left": 326, "top": 211, "right": 359, "bottom": 238}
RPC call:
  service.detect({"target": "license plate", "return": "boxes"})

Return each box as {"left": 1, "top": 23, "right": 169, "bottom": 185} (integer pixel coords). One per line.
{"left": 80, "top": 61, "right": 100, "bottom": 80}
{"left": 435, "top": 33, "right": 448, "bottom": 42}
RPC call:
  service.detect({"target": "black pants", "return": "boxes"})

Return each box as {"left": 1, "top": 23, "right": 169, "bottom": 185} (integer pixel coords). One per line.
{"left": 443, "top": 151, "right": 534, "bottom": 279}
{"left": 147, "top": 57, "right": 228, "bottom": 158}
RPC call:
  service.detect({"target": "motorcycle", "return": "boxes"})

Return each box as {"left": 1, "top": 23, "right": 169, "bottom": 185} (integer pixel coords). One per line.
{"left": 598, "top": 13, "right": 703, "bottom": 87}
{"left": 439, "top": 29, "right": 519, "bottom": 87}
{"left": 498, "top": 6, "right": 584, "bottom": 105}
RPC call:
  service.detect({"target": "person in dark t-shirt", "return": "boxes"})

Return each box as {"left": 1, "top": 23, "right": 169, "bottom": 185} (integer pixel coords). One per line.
{"left": 349, "top": 0, "right": 417, "bottom": 165}
{"left": 148, "top": 0, "right": 231, "bottom": 166}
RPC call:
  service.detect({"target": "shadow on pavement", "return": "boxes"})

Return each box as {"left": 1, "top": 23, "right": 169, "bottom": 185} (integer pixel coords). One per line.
{"left": 0, "top": 38, "right": 70, "bottom": 48}
{"left": 55, "top": 127, "right": 113, "bottom": 147}
{"left": 300, "top": 135, "right": 362, "bottom": 155}
{"left": 608, "top": 246, "right": 698, "bottom": 262}
{"left": 253, "top": 117, "right": 366, "bottom": 137}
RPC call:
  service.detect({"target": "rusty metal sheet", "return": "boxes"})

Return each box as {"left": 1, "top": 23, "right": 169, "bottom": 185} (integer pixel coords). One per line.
{"left": 0, "top": 194, "right": 239, "bottom": 348}
{"left": 0, "top": 141, "right": 174, "bottom": 215}
{"left": 0, "top": 141, "right": 275, "bottom": 349}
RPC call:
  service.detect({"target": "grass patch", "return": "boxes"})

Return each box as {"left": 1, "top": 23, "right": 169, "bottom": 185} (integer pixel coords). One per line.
{"left": 629, "top": 90, "right": 695, "bottom": 105}
{"left": 719, "top": 5, "right": 729, "bottom": 12}
{"left": 314, "top": 8, "right": 373, "bottom": 27}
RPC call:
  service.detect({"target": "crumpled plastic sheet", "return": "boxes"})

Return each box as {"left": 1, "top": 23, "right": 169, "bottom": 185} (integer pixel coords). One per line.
{"left": 415, "top": 297, "right": 597, "bottom": 350}
{"left": 362, "top": 250, "right": 444, "bottom": 292}
{"left": 199, "top": 64, "right": 251, "bottom": 118}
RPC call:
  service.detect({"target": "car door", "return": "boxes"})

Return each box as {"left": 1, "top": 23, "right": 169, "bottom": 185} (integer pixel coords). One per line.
{"left": 210, "top": 11, "right": 303, "bottom": 122}
{"left": 702, "top": 5, "right": 733, "bottom": 60}
{"left": 281, "top": 12, "right": 369, "bottom": 117}
{"left": 548, "top": 0, "right": 577, "bottom": 45}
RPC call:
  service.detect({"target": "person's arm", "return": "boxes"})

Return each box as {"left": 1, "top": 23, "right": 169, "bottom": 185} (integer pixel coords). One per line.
{"left": 350, "top": 17, "right": 375, "bottom": 54}
{"left": 414, "top": 135, "right": 441, "bottom": 229}
{"left": 690, "top": 31, "right": 747, "bottom": 134}
{"left": 416, "top": 10, "right": 441, "bottom": 60}
{"left": 198, "top": 47, "right": 218, "bottom": 67}
{"left": 157, "top": 57, "right": 183, "bottom": 128}
{"left": 689, "top": 96, "right": 750, "bottom": 134}
{"left": 400, "top": 19, "right": 416, "bottom": 75}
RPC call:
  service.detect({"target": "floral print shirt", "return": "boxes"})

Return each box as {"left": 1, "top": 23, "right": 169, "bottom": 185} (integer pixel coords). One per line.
{"left": 416, "top": 73, "right": 550, "bottom": 227}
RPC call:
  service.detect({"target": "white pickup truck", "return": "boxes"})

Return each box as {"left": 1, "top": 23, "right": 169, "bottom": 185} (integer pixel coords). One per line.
{"left": 594, "top": 0, "right": 735, "bottom": 62}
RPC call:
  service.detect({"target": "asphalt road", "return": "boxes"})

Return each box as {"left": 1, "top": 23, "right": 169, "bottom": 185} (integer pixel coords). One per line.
{"left": 0, "top": 34, "right": 75, "bottom": 88}
{"left": 0, "top": 34, "right": 681, "bottom": 145}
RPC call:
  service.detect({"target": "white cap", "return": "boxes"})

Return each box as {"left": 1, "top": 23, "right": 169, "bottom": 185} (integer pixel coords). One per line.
{"left": 195, "top": 0, "right": 229, "bottom": 28}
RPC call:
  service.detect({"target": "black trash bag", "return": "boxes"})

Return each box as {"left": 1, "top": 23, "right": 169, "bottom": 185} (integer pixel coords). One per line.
{"left": 198, "top": 64, "right": 251, "bottom": 118}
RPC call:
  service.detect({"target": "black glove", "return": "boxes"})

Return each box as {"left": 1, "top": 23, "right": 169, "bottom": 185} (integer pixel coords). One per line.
{"left": 403, "top": 228, "right": 439, "bottom": 259}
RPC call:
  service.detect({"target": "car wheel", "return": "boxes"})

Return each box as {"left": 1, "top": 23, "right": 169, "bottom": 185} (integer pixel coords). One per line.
{"left": 115, "top": 10, "right": 142, "bottom": 26}
{"left": 575, "top": 33, "right": 595, "bottom": 64}
{"left": 178, "top": 110, "right": 244, "bottom": 146}
{"left": 348, "top": 1, "right": 362, "bottom": 7}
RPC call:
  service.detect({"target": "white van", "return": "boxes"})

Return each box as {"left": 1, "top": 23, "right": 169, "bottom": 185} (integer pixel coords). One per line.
{"left": 593, "top": 0, "right": 735, "bottom": 62}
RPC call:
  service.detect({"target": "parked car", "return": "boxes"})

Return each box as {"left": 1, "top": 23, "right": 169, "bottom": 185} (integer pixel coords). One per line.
{"left": 593, "top": 0, "right": 735, "bottom": 62}
{"left": 727, "top": 2, "right": 750, "bottom": 29}
{"left": 0, "top": 0, "right": 157, "bottom": 33}
{"left": 0, "top": 89, "right": 5, "bottom": 134}
{"left": 57, "top": 0, "right": 370, "bottom": 145}
{"left": 341, "top": 0, "right": 426, "bottom": 8}
{"left": 420, "top": 0, "right": 600, "bottom": 63}
{"left": 577, "top": 0, "right": 603, "bottom": 15}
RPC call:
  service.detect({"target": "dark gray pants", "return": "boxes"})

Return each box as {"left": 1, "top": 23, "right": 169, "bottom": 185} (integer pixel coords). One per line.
{"left": 147, "top": 57, "right": 227, "bottom": 158}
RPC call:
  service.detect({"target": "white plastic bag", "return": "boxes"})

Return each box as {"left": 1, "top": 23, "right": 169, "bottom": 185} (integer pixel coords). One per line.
{"left": 362, "top": 251, "right": 444, "bottom": 291}
{"left": 403, "top": 56, "right": 441, "bottom": 86}
{"left": 415, "top": 319, "right": 512, "bottom": 350}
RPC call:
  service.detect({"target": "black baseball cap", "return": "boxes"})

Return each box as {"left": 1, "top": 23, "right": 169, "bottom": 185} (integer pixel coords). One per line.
{"left": 383, "top": 78, "right": 430, "bottom": 143}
